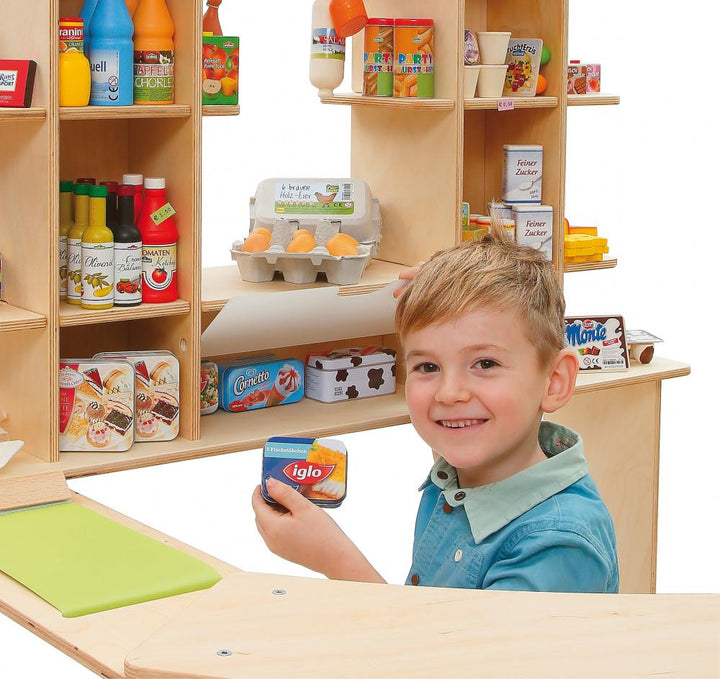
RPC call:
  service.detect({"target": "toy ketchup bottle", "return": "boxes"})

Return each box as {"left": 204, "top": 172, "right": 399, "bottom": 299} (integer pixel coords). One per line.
{"left": 202, "top": 0, "right": 223, "bottom": 35}
{"left": 59, "top": 17, "right": 91, "bottom": 106}
{"left": 138, "top": 177, "right": 178, "bottom": 303}
{"left": 133, "top": 0, "right": 175, "bottom": 104}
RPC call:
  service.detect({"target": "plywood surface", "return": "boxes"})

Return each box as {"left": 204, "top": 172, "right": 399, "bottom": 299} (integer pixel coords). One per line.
{"left": 126, "top": 572, "right": 720, "bottom": 679}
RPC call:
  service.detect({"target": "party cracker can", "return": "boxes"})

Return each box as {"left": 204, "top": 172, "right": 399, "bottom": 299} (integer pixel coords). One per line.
{"left": 393, "top": 19, "right": 434, "bottom": 98}
{"left": 262, "top": 436, "right": 347, "bottom": 508}
{"left": 364, "top": 18, "right": 394, "bottom": 96}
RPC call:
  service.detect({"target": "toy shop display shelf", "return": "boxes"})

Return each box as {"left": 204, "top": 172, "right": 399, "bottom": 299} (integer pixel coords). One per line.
{"left": 568, "top": 94, "right": 620, "bottom": 107}
{"left": 320, "top": 93, "right": 455, "bottom": 111}
{"left": 59, "top": 104, "right": 192, "bottom": 121}
{"left": 464, "top": 96, "right": 558, "bottom": 111}
{"left": 0, "top": 302, "right": 46, "bottom": 333}
{"left": 564, "top": 257, "right": 618, "bottom": 273}
{"left": 58, "top": 299, "right": 192, "bottom": 327}
{"left": 202, "top": 105, "right": 240, "bottom": 116}
{"left": 0, "top": 108, "right": 46, "bottom": 121}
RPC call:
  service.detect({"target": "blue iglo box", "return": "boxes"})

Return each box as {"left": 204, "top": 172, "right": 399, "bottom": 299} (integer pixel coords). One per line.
{"left": 218, "top": 358, "right": 304, "bottom": 412}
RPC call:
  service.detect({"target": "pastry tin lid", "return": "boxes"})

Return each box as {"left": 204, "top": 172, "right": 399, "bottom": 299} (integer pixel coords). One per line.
{"left": 261, "top": 437, "right": 347, "bottom": 508}
{"left": 306, "top": 346, "right": 396, "bottom": 371}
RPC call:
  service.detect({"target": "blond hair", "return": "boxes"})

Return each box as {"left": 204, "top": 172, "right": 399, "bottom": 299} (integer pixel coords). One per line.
{"left": 395, "top": 229, "right": 566, "bottom": 366}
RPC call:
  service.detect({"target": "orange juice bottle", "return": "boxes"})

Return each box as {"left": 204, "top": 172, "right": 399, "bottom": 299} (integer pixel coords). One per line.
{"left": 58, "top": 17, "right": 91, "bottom": 106}
{"left": 133, "top": 0, "right": 175, "bottom": 104}
{"left": 202, "top": 0, "right": 223, "bottom": 36}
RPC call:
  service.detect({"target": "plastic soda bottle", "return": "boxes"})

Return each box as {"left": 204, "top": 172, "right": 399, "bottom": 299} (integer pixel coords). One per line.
{"left": 59, "top": 18, "right": 91, "bottom": 106}
{"left": 133, "top": 0, "right": 175, "bottom": 104}
{"left": 202, "top": 0, "right": 223, "bottom": 36}
{"left": 114, "top": 185, "right": 143, "bottom": 307}
{"left": 89, "top": 0, "right": 134, "bottom": 106}
{"left": 59, "top": 181, "right": 74, "bottom": 300}
{"left": 122, "top": 173, "right": 144, "bottom": 224}
{"left": 66, "top": 183, "right": 90, "bottom": 305}
{"left": 138, "top": 178, "right": 178, "bottom": 303}
{"left": 79, "top": 0, "right": 99, "bottom": 58}
{"left": 81, "top": 185, "right": 115, "bottom": 309}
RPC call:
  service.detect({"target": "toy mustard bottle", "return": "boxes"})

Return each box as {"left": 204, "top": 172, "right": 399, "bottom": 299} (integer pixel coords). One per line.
{"left": 59, "top": 17, "right": 91, "bottom": 106}
{"left": 310, "top": 0, "right": 345, "bottom": 97}
{"left": 66, "top": 183, "right": 90, "bottom": 305}
{"left": 88, "top": 0, "right": 134, "bottom": 105}
{"left": 138, "top": 177, "right": 178, "bottom": 303}
{"left": 114, "top": 185, "right": 143, "bottom": 307}
{"left": 81, "top": 185, "right": 115, "bottom": 309}
{"left": 133, "top": 0, "right": 175, "bottom": 104}
{"left": 202, "top": 0, "right": 223, "bottom": 36}
{"left": 59, "top": 181, "right": 74, "bottom": 300}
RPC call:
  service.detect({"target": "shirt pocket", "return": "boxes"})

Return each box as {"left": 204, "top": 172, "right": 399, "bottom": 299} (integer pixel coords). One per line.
{"left": 425, "top": 535, "right": 484, "bottom": 589}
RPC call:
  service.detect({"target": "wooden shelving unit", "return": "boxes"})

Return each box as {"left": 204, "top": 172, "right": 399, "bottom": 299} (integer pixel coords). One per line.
{"left": 202, "top": 105, "right": 240, "bottom": 116}
{"left": 564, "top": 257, "right": 618, "bottom": 273}
{"left": 464, "top": 96, "right": 558, "bottom": 110}
{"left": 59, "top": 299, "right": 191, "bottom": 327}
{"left": 0, "top": 303, "right": 46, "bottom": 333}
{"left": 0, "top": 107, "right": 47, "bottom": 121}
{"left": 59, "top": 104, "right": 191, "bottom": 120}
{"left": 568, "top": 93, "right": 620, "bottom": 106}
{"left": 320, "top": 92, "right": 454, "bottom": 110}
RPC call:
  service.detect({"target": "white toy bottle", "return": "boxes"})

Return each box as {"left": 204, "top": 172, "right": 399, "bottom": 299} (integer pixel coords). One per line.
{"left": 310, "top": 0, "right": 345, "bottom": 97}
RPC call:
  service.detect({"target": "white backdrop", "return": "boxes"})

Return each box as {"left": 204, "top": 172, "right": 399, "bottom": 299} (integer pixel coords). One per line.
{"left": 3, "top": 1, "right": 719, "bottom": 675}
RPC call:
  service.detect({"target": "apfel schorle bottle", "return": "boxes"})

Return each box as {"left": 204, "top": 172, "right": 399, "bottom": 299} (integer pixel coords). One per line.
{"left": 81, "top": 185, "right": 115, "bottom": 309}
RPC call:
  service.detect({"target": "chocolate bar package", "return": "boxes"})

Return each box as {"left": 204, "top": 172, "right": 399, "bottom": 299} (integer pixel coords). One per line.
{"left": 0, "top": 60, "right": 37, "bottom": 107}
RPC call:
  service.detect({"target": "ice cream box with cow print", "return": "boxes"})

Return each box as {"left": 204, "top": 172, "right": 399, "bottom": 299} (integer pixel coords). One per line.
{"left": 304, "top": 346, "right": 396, "bottom": 403}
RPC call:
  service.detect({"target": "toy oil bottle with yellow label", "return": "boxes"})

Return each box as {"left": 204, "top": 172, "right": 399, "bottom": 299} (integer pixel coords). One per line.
{"left": 81, "top": 185, "right": 115, "bottom": 309}
{"left": 59, "top": 181, "right": 74, "bottom": 300}
{"left": 66, "top": 183, "right": 90, "bottom": 305}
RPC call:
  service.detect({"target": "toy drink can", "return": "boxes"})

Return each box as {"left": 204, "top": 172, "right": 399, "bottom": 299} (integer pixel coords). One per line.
{"left": 363, "top": 18, "right": 393, "bottom": 96}
{"left": 393, "top": 19, "right": 434, "bottom": 98}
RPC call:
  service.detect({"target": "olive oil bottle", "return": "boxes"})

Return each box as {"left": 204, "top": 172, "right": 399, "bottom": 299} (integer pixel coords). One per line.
{"left": 59, "top": 181, "right": 74, "bottom": 300}
{"left": 66, "top": 183, "right": 90, "bottom": 305}
{"left": 81, "top": 185, "right": 115, "bottom": 310}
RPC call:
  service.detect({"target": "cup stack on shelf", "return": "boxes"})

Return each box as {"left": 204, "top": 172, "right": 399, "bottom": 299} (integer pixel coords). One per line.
{"left": 476, "top": 31, "right": 511, "bottom": 98}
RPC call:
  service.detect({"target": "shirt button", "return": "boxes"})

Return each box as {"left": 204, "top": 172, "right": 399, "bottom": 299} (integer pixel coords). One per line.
{"left": 410, "top": 574, "right": 420, "bottom": 586}
{"left": 437, "top": 470, "right": 449, "bottom": 480}
{"left": 454, "top": 491, "right": 466, "bottom": 501}
{"left": 442, "top": 503, "right": 453, "bottom": 514}
{"left": 454, "top": 549, "right": 463, "bottom": 562}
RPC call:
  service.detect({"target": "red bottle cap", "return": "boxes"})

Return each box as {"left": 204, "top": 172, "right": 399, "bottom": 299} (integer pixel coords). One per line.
{"left": 395, "top": 19, "right": 434, "bottom": 27}
{"left": 329, "top": 0, "right": 368, "bottom": 38}
{"left": 366, "top": 18, "right": 394, "bottom": 26}
{"left": 100, "top": 181, "right": 118, "bottom": 192}
{"left": 117, "top": 185, "right": 134, "bottom": 197}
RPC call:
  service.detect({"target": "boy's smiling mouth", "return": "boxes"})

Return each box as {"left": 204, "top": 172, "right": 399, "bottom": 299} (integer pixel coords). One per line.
{"left": 437, "top": 419, "right": 486, "bottom": 429}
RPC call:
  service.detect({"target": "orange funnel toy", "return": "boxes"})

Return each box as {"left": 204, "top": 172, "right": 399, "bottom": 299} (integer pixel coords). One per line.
{"left": 329, "top": 0, "right": 368, "bottom": 38}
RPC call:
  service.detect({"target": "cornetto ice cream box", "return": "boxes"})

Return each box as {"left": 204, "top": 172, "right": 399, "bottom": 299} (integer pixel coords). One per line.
{"left": 218, "top": 357, "right": 304, "bottom": 412}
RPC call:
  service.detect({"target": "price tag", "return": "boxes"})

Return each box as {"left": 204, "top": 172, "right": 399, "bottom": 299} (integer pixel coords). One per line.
{"left": 497, "top": 98, "right": 515, "bottom": 112}
{"left": 150, "top": 202, "right": 176, "bottom": 226}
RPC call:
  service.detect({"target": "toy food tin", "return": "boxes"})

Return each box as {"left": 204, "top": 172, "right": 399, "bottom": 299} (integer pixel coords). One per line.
{"left": 305, "top": 346, "right": 396, "bottom": 403}
{"left": 200, "top": 361, "right": 219, "bottom": 415}
{"left": 59, "top": 359, "right": 135, "bottom": 452}
{"left": 262, "top": 437, "right": 347, "bottom": 508}
{"left": 94, "top": 351, "right": 180, "bottom": 441}
{"left": 218, "top": 358, "right": 304, "bottom": 412}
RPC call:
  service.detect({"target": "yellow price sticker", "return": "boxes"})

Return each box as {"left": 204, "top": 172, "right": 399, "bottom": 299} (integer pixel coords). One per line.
{"left": 150, "top": 202, "right": 177, "bottom": 225}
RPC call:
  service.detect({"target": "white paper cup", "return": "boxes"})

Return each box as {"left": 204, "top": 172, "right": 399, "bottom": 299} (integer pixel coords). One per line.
{"left": 477, "top": 31, "right": 511, "bottom": 65}
{"left": 477, "top": 64, "right": 508, "bottom": 98}
{"left": 464, "top": 65, "right": 481, "bottom": 99}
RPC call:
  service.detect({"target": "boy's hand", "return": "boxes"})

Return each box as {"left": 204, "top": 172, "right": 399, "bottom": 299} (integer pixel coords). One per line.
{"left": 392, "top": 262, "right": 424, "bottom": 298}
{"left": 251, "top": 478, "right": 385, "bottom": 583}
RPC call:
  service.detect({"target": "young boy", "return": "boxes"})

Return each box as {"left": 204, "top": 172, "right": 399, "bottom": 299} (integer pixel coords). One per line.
{"left": 252, "top": 232, "right": 619, "bottom": 592}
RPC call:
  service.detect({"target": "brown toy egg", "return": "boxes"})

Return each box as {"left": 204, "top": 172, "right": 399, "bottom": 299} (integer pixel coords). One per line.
{"left": 241, "top": 231, "right": 271, "bottom": 253}
{"left": 252, "top": 227, "right": 272, "bottom": 240}
{"left": 326, "top": 233, "right": 359, "bottom": 256}
{"left": 287, "top": 233, "right": 316, "bottom": 253}
{"left": 291, "top": 229, "right": 314, "bottom": 239}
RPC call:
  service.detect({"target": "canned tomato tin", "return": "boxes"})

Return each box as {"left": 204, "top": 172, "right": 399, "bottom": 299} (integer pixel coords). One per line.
{"left": 200, "top": 361, "right": 219, "bottom": 415}
{"left": 393, "top": 18, "right": 434, "bottom": 98}
{"left": 363, "top": 18, "right": 394, "bottom": 96}
{"left": 262, "top": 436, "right": 347, "bottom": 508}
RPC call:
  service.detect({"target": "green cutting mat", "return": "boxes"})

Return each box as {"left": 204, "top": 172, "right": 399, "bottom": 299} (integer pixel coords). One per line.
{"left": 0, "top": 502, "right": 222, "bottom": 618}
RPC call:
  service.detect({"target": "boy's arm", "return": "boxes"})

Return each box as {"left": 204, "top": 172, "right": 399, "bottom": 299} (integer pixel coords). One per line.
{"left": 251, "top": 479, "right": 386, "bottom": 584}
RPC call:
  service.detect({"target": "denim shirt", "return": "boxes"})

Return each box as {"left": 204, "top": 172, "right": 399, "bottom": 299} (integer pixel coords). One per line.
{"left": 405, "top": 422, "right": 619, "bottom": 593}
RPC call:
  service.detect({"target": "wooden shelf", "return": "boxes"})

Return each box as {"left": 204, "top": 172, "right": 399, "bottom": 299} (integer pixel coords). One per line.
{"left": 464, "top": 96, "right": 558, "bottom": 110}
{"left": 568, "top": 94, "right": 620, "bottom": 106}
{"left": 201, "top": 260, "right": 406, "bottom": 314}
{"left": 0, "top": 107, "right": 46, "bottom": 121}
{"left": 59, "top": 299, "right": 191, "bottom": 327}
{"left": 320, "top": 93, "right": 455, "bottom": 111}
{"left": 0, "top": 302, "right": 46, "bottom": 333}
{"left": 202, "top": 105, "right": 239, "bottom": 116}
{"left": 564, "top": 257, "right": 618, "bottom": 273}
{"left": 59, "top": 104, "right": 192, "bottom": 121}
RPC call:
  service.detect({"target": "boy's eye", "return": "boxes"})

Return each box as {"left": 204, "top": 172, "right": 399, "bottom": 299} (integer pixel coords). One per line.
{"left": 474, "top": 359, "right": 497, "bottom": 370}
{"left": 414, "top": 362, "right": 439, "bottom": 374}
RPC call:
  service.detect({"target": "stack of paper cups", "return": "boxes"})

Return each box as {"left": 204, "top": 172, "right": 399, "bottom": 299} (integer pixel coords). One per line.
{"left": 476, "top": 31, "right": 511, "bottom": 97}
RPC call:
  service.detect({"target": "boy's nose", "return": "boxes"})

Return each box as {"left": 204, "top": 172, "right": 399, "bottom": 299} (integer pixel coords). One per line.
{"left": 434, "top": 374, "right": 471, "bottom": 404}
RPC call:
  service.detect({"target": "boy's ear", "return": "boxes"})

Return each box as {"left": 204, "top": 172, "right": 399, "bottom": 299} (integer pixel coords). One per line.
{"left": 541, "top": 348, "right": 579, "bottom": 414}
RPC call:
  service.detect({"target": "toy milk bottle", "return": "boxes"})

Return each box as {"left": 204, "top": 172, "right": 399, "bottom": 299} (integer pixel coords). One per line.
{"left": 82, "top": 185, "right": 115, "bottom": 309}
{"left": 59, "top": 181, "right": 74, "bottom": 300}
{"left": 114, "top": 185, "right": 143, "bottom": 307}
{"left": 66, "top": 183, "right": 90, "bottom": 305}
{"left": 133, "top": 0, "right": 175, "bottom": 104}
{"left": 138, "top": 178, "right": 178, "bottom": 303}
{"left": 88, "top": 0, "right": 134, "bottom": 106}
{"left": 58, "top": 17, "right": 91, "bottom": 106}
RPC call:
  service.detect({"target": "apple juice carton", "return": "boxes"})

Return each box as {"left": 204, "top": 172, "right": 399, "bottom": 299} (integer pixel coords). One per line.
{"left": 202, "top": 35, "right": 238, "bottom": 105}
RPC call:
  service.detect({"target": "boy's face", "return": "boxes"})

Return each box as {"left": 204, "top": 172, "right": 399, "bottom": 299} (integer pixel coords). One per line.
{"left": 403, "top": 306, "right": 552, "bottom": 488}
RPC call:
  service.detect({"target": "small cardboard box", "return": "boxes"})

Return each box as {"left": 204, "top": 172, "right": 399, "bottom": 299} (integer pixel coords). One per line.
{"left": 513, "top": 204, "right": 553, "bottom": 259}
{"left": 305, "top": 346, "right": 396, "bottom": 403}
{"left": 0, "top": 60, "right": 37, "bottom": 107}
{"left": 202, "top": 36, "right": 238, "bottom": 105}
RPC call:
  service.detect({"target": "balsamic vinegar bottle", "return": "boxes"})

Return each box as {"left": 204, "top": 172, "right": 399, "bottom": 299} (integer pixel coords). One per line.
{"left": 114, "top": 184, "right": 143, "bottom": 307}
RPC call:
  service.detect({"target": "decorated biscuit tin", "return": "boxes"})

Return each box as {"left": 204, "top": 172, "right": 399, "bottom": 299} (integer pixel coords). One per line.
{"left": 59, "top": 359, "right": 135, "bottom": 452}
{"left": 218, "top": 358, "right": 304, "bottom": 412}
{"left": 305, "top": 346, "right": 396, "bottom": 403}
{"left": 262, "top": 437, "right": 347, "bottom": 508}
{"left": 94, "top": 351, "right": 180, "bottom": 441}
{"left": 200, "top": 361, "right": 219, "bottom": 415}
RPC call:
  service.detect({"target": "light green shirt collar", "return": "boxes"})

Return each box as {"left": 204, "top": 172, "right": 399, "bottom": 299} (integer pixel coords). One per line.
{"left": 421, "top": 421, "right": 589, "bottom": 544}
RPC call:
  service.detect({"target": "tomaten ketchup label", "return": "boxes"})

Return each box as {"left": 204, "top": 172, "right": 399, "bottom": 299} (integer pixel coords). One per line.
{"left": 142, "top": 243, "right": 177, "bottom": 300}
